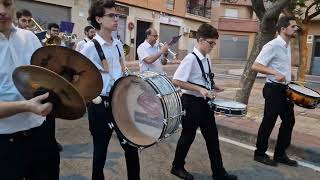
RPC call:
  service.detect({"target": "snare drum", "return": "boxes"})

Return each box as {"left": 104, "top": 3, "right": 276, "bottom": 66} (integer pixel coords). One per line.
{"left": 110, "top": 71, "right": 183, "bottom": 148}
{"left": 208, "top": 99, "right": 247, "bottom": 117}
{"left": 286, "top": 82, "right": 320, "bottom": 109}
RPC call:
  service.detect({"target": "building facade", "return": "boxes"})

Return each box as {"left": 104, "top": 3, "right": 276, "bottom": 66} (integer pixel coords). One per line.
{"left": 15, "top": 0, "right": 214, "bottom": 61}
{"left": 211, "top": 0, "right": 259, "bottom": 62}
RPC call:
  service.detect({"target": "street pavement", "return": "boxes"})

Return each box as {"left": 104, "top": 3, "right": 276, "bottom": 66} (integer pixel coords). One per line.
{"left": 57, "top": 61, "right": 320, "bottom": 179}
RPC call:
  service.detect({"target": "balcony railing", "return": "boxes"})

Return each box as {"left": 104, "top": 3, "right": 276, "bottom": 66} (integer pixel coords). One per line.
{"left": 220, "top": 0, "right": 252, "bottom": 6}
{"left": 186, "top": 0, "right": 211, "bottom": 18}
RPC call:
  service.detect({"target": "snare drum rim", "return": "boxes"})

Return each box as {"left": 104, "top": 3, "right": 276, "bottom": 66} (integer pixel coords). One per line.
{"left": 287, "top": 82, "right": 320, "bottom": 99}
{"left": 109, "top": 74, "right": 166, "bottom": 148}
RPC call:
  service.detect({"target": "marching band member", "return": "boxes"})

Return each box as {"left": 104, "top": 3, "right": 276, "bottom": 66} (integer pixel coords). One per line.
{"left": 170, "top": 23, "right": 237, "bottom": 180}
{"left": 137, "top": 27, "right": 169, "bottom": 73}
{"left": 75, "top": 25, "right": 95, "bottom": 52}
{"left": 80, "top": 1, "right": 140, "bottom": 180}
{"left": 16, "top": 8, "right": 32, "bottom": 29}
{"left": 0, "top": 0, "right": 60, "bottom": 179}
{"left": 252, "top": 16, "right": 298, "bottom": 167}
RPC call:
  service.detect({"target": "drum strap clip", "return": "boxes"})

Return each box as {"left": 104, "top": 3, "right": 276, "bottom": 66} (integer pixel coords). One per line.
{"left": 108, "top": 122, "right": 114, "bottom": 129}
{"left": 121, "top": 138, "right": 127, "bottom": 145}
{"left": 104, "top": 101, "right": 109, "bottom": 108}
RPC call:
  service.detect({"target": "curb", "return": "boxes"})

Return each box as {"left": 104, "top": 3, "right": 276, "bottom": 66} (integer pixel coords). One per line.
{"left": 216, "top": 120, "right": 320, "bottom": 166}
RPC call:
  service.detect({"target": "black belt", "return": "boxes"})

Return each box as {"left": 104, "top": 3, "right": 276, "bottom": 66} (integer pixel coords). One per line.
{"left": 0, "top": 129, "right": 34, "bottom": 141}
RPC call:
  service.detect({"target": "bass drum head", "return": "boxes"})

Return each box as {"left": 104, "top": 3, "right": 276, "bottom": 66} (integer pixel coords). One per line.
{"left": 111, "top": 75, "right": 164, "bottom": 147}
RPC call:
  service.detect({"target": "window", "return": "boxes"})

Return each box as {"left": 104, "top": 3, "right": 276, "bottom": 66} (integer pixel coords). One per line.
{"left": 225, "top": 8, "right": 238, "bottom": 18}
{"left": 167, "top": 0, "right": 175, "bottom": 10}
{"left": 186, "top": 0, "right": 211, "bottom": 18}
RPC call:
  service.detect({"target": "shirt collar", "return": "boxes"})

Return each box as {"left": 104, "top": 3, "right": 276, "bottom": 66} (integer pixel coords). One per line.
{"left": 144, "top": 40, "right": 153, "bottom": 48}
{"left": 193, "top": 47, "right": 207, "bottom": 61}
{"left": 276, "top": 35, "right": 289, "bottom": 48}
{"left": 94, "top": 33, "right": 117, "bottom": 47}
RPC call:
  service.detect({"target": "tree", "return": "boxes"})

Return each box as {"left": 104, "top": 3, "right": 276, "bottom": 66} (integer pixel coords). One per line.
{"left": 235, "top": 0, "right": 292, "bottom": 104}
{"left": 286, "top": 1, "right": 320, "bottom": 81}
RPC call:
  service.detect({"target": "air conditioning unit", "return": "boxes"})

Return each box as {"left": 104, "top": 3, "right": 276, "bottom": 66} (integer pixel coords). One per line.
{"left": 183, "top": 27, "right": 190, "bottom": 34}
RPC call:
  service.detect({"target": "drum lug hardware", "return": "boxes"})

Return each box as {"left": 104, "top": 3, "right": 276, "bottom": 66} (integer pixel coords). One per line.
{"left": 164, "top": 134, "right": 170, "bottom": 138}
{"left": 156, "top": 94, "right": 163, "bottom": 99}
{"left": 163, "top": 119, "right": 168, "bottom": 125}
{"left": 108, "top": 122, "right": 114, "bottom": 129}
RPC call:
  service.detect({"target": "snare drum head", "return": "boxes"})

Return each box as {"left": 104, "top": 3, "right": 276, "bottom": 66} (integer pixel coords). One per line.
{"left": 288, "top": 83, "right": 320, "bottom": 98}
{"left": 111, "top": 75, "right": 164, "bottom": 147}
{"left": 212, "top": 99, "right": 247, "bottom": 109}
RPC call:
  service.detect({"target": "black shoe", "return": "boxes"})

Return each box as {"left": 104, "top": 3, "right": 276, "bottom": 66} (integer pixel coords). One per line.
{"left": 213, "top": 172, "right": 238, "bottom": 180}
{"left": 254, "top": 154, "right": 278, "bottom": 166}
{"left": 274, "top": 154, "right": 298, "bottom": 167}
{"left": 171, "top": 166, "right": 194, "bottom": 180}
{"left": 57, "top": 142, "right": 63, "bottom": 152}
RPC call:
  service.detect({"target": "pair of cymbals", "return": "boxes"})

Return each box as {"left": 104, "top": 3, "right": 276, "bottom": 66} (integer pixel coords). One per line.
{"left": 13, "top": 46, "right": 103, "bottom": 120}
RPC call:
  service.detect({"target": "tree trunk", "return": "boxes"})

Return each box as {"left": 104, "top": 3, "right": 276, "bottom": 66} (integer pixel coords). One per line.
{"left": 297, "top": 26, "right": 309, "bottom": 81}
{"left": 235, "top": 31, "right": 275, "bottom": 104}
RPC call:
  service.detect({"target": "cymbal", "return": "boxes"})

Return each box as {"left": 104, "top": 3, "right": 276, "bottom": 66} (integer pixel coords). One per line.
{"left": 13, "top": 65, "right": 86, "bottom": 120}
{"left": 31, "top": 46, "right": 102, "bottom": 103}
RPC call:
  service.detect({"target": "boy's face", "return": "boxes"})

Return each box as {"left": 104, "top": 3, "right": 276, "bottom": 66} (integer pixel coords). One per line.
{"left": 199, "top": 38, "right": 217, "bottom": 54}
{"left": 0, "top": 0, "right": 14, "bottom": 33}
{"left": 96, "top": 7, "right": 119, "bottom": 31}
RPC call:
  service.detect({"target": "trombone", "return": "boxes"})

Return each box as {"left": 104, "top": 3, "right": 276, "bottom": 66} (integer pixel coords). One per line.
{"left": 159, "top": 42, "right": 177, "bottom": 61}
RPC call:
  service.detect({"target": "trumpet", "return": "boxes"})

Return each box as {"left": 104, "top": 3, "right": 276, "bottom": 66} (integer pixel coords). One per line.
{"left": 159, "top": 42, "right": 177, "bottom": 61}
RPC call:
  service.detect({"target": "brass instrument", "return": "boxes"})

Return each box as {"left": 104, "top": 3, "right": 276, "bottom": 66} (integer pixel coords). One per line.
{"left": 159, "top": 42, "right": 177, "bottom": 61}
{"left": 123, "top": 44, "right": 130, "bottom": 56}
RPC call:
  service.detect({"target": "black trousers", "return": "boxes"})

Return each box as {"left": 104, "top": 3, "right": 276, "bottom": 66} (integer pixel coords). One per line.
{"left": 88, "top": 96, "right": 140, "bottom": 180}
{"left": 0, "top": 116, "right": 60, "bottom": 180}
{"left": 172, "top": 94, "right": 226, "bottom": 177}
{"left": 255, "top": 83, "right": 295, "bottom": 157}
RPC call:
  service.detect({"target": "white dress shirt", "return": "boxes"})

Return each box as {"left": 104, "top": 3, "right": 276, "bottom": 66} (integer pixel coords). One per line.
{"left": 0, "top": 26, "right": 44, "bottom": 134}
{"left": 173, "top": 47, "right": 213, "bottom": 97}
{"left": 256, "top": 35, "right": 292, "bottom": 83}
{"left": 137, "top": 40, "right": 163, "bottom": 73}
{"left": 75, "top": 37, "right": 90, "bottom": 52}
{"left": 80, "top": 33, "right": 124, "bottom": 96}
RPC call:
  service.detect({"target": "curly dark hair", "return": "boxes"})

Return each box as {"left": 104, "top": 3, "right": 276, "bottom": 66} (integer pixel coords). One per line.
{"left": 276, "top": 16, "right": 296, "bottom": 34}
{"left": 196, "top": 23, "right": 219, "bottom": 40}
{"left": 87, "top": 0, "right": 116, "bottom": 30}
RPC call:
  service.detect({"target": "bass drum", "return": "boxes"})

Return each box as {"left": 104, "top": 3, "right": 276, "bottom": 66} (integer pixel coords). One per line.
{"left": 110, "top": 71, "right": 183, "bottom": 148}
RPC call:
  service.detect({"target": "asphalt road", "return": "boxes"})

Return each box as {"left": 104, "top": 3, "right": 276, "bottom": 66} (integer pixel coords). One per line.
{"left": 57, "top": 117, "right": 320, "bottom": 180}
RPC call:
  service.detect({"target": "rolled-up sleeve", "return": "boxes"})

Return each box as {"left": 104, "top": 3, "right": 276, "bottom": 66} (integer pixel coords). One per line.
{"left": 255, "top": 44, "right": 275, "bottom": 66}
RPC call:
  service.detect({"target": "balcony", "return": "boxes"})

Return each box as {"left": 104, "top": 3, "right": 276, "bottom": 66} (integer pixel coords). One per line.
{"left": 220, "top": 0, "right": 252, "bottom": 7}
{"left": 218, "top": 17, "right": 259, "bottom": 33}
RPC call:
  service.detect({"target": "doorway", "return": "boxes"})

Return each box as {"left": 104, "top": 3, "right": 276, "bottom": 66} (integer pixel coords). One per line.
{"left": 135, "top": 20, "right": 151, "bottom": 60}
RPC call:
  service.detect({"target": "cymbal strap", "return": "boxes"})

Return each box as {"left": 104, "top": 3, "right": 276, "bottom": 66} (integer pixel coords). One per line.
{"left": 33, "top": 87, "right": 61, "bottom": 108}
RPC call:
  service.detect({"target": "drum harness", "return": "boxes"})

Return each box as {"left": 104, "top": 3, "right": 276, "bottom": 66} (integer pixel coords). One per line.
{"left": 189, "top": 52, "right": 215, "bottom": 92}
{"left": 92, "top": 39, "right": 127, "bottom": 138}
